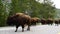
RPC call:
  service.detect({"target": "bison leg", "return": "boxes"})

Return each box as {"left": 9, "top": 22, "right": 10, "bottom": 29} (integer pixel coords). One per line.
{"left": 15, "top": 25, "right": 19, "bottom": 32}
{"left": 55, "top": 23, "right": 59, "bottom": 26}
{"left": 22, "top": 25, "right": 24, "bottom": 32}
{"left": 27, "top": 25, "right": 30, "bottom": 31}
{"left": 51, "top": 23, "right": 53, "bottom": 25}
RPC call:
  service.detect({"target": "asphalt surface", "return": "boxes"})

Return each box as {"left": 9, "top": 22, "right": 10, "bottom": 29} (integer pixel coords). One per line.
{"left": 0, "top": 25, "right": 60, "bottom": 34}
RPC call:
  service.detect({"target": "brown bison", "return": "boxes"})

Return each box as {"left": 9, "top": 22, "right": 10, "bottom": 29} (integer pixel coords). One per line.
{"left": 7, "top": 13, "right": 31, "bottom": 32}
{"left": 40, "top": 18, "right": 53, "bottom": 25}
{"left": 54, "top": 19, "right": 59, "bottom": 26}
{"left": 46, "top": 18, "right": 53, "bottom": 25}
{"left": 31, "top": 17, "right": 40, "bottom": 25}
{"left": 59, "top": 19, "right": 60, "bottom": 24}
{"left": 40, "top": 18, "right": 47, "bottom": 25}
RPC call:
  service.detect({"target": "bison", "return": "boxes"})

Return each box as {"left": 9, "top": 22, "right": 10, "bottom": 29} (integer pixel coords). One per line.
{"left": 7, "top": 13, "right": 31, "bottom": 32}
{"left": 54, "top": 19, "right": 59, "bottom": 26}
{"left": 46, "top": 18, "right": 53, "bottom": 25}
{"left": 31, "top": 17, "right": 40, "bottom": 25}
{"left": 40, "top": 18, "right": 47, "bottom": 25}
{"left": 40, "top": 18, "right": 53, "bottom": 25}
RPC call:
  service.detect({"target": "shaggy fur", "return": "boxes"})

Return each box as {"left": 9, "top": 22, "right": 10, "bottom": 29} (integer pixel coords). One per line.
{"left": 54, "top": 19, "right": 59, "bottom": 26}
{"left": 40, "top": 18, "right": 46, "bottom": 25}
{"left": 46, "top": 18, "right": 53, "bottom": 25}
{"left": 40, "top": 18, "right": 53, "bottom": 25}
{"left": 7, "top": 13, "right": 31, "bottom": 32}
{"left": 31, "top": 17, "right": 40, "bottom": 25}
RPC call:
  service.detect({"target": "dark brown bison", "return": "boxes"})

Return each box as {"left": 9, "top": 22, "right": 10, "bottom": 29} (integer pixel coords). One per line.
{"left": 7, "top": 13, "right": 31, "bottom": 32}
{"left": 59, "top": 19, "right": 60, "bottom": 24}
{"left": 40, "top": 18, "right": 47, "bottom": 25}
{"left": 54, "top": 19, "right": 59, "bottom": 26}
{"left": 46, "top": 18, "right": 53, "bottom": 25}
{"left": 31, "top": 17, "right": 40, "bottom": 25}
{"left": 40, "top": 18, "right": 53, "bottom": 25}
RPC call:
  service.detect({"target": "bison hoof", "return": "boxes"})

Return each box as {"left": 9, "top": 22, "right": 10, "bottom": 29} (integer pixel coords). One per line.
{"left": 22, "top": 30, "right": 24, "bottom": 32}
{"left": 15, "top": 31, "right": 17, "bottom": 32}
{"left": 27, "top": 29, "right": 30, "bottom": 31}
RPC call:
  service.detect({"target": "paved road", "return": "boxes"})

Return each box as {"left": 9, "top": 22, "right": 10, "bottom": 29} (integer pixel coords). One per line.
{"left": 0, "top": 25, "right": 60, "bottom": 34}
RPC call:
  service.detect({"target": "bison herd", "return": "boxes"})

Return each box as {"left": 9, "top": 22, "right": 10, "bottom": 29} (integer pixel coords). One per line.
{"left": 40, "top": 18, "right": 60, "bottom": 26}
{"left": 6, "top": 13, "right": 60, "bottom": 32}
